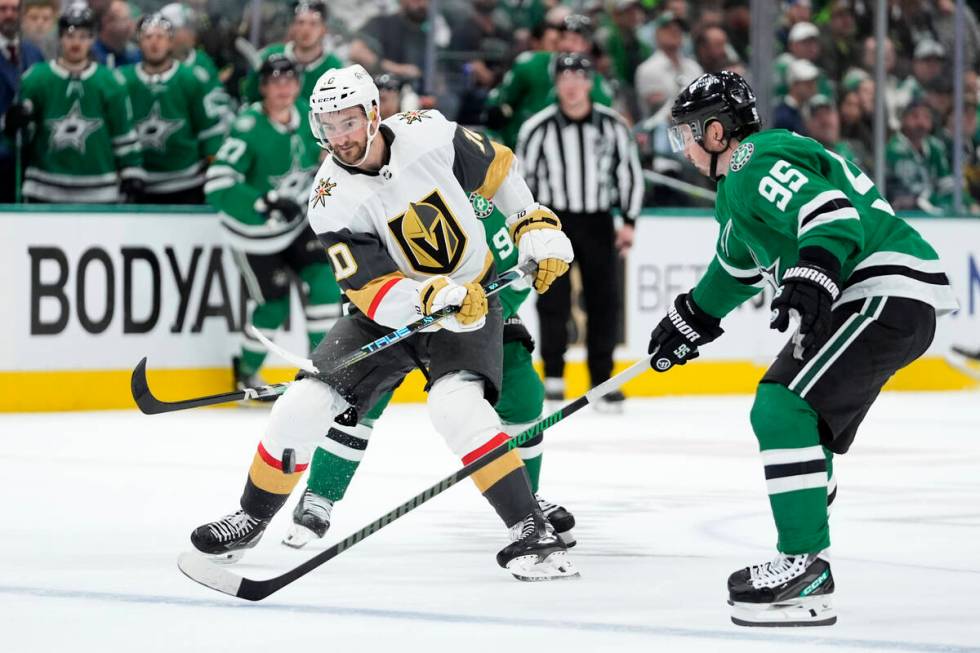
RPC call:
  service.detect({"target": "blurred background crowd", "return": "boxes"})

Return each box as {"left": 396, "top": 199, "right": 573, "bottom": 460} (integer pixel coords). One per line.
{"left": 1, "top": 0, "right": 979, "bottom": 214}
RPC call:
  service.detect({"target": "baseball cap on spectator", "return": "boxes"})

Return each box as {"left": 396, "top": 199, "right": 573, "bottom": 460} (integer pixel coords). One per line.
{"left": 913, "top": 39, "right": 945, "bottom": 61}
{"left": 842, "top": 68, "right": 870, "bottom": 92}
{"left": 901, "top": 94, "right": 930, "bottom": 116}
{"left": 561, "top": 14, "right": 593, "bottom": 36}
{"left": 803, "top": 93, "right": 834, "bottom": 120}
{"left": 158, "top": 3, "right": 191, "bottom": 29}
{"left": 787, "top": 58, "right": 820, "bottom": 84}
{"left": 654, "top": 11, "right": 688, "bottom": 31}
{"left": 555, "top": 52, "right": 594, "bottom": 75}
{"left": 788, "top": 21, "right": 820, "bottom": 44}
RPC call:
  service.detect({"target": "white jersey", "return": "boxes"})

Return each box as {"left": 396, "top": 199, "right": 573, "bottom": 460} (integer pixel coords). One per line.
{"left": 306, "top": 109, "right": 533, "bottom": 328}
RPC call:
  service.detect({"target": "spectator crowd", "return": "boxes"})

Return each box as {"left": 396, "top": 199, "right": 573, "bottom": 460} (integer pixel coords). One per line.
{"left": 1, "top": 0, "right": 980, "bottom": 214}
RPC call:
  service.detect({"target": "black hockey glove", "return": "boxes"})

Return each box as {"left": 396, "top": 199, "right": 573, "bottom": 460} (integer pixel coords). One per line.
{"left": 648, "top": 292, "right": 724, "bottom": 372}
{"left": 255, "top": 191, "right": 302, "bottom": 225}
{"left": 770, "top": 247, "right": 842, "bottom": 360}
{"left": 119, "top": 177, "right": 145, "bottom": 203}
{"left": 3, "top": 101, "right": 34, "bottom": 137}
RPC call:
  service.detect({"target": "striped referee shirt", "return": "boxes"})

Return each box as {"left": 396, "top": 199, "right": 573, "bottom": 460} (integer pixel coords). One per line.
{"left": 516, "top": 103, "right": 644, "bottom": 223}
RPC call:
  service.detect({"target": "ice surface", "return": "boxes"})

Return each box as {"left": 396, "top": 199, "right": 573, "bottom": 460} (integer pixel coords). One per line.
{"left": 1, "top": 393, "right": 978, "bottom": 652}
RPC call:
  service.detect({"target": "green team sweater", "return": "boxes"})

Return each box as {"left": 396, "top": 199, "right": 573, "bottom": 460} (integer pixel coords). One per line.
{"left": 119, "top": 61, "right": 225, "bottom": 194}
{"left": 183, "top": 48, "right": 236, "bottom": 130}
{"left": 478, "top": 202, "right": 531, "bottom": 319}
{"left": 239, "top": 42, "right": 343, "bottom": 105}
{"left": 19, "top": 60, "right": 143, "bottom": 203}
{"left": 692, "top": 129, "right": 958, "bottom": 319}
{"left": 485, "top": 50, "right": 613, "bottom": 148}
{"left": 885, "top": 132, "right": 956, "bottom": 213}
{"left": 205, "top": 101, "right": 321, "bottom": 254}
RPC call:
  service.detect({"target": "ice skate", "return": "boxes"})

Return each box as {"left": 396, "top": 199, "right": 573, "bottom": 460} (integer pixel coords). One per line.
{"left": 496, "top": 513, "right": 579, "bottom": 581}
{"left": 536, "top": 493, "right": 576, "bottom": 547}
{"left": 727, "top": 550, "right": 835, "bottom": 627}
{"left": 282, "top": 489, "right": 334, "bottom": 549}
{"left": 190, "top": 509, "right": 269, "bottom": 564}
{"left": 593, "top": 389, "right": 625, "bottom": 414}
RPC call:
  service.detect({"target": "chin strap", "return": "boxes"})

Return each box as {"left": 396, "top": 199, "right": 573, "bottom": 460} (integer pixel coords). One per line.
{"left": 704, "top": 135, "right": 732, "bottom": 182}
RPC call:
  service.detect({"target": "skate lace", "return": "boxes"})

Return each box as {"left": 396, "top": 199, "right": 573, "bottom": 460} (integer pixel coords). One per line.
{"left": 535, "top": 494, "right": 559, "bottom": 517}
{"left": 508, "top": 514, "right": 539, "bottom": 542}
{"left": 208, "top": 510, "right": 260, "bottom": 543}
{"left": 748, "top": 553, "right": 809, "bottom": 589}
{"left": 301, "top": 490, "right": 334, "bottom": 522}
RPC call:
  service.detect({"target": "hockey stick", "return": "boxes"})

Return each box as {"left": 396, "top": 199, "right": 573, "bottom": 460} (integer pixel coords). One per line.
{"left": 131, "top": 263, "right": 536, "bottom": 414}
{"left": 176, "top": 355, "right": 653, "bottom": 600}
{"left": 944, "top": 350, "right": 980, "bottom": 381}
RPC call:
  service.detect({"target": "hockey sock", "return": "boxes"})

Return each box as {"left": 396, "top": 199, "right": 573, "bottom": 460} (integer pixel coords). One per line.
{"left": 463, "top": 433, "right": 539, "bottom": 528}
{"left": 241, "top": 442, "right": 309, "bottom": 520}
{"left": 305, "top": 392, "right": 393, "bottom": 501}
{"left": 496, "top": 341, "right": 546, "bottom": 494}
{"left": 751, "top": 383, "right": 830, "bottom": 554}
{"left": 239, "top": 296, "right": 290, "bottom": 376}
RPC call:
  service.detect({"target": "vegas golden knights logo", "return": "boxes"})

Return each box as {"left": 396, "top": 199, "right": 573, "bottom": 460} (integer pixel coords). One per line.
{"left": 388, "top": 189, "right": 467, "bottom": 274}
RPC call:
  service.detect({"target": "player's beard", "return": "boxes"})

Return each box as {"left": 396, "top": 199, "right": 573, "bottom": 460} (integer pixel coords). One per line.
{"left": 334, "top": 139, "right": 366, "bottom": 166}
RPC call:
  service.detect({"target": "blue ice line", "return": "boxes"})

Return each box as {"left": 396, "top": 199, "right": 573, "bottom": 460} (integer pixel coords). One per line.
{"left": 0, "top": 584, "right": 976, "bottom": 653}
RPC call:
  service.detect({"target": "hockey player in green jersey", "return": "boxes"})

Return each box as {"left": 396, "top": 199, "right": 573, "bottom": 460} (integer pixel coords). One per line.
{"left": 205, "top": 54, "right": 341, "bottom": 391}
{"left": 648, "top": 72, "right": 957, "bottom": 627}
{"left": 8, "top": 5, "right": 144, "bottom": 203}
{"left": 239, "top": 1, "right": 342, "bottom": 106}
{"left": 282, "top": 202, "right": 575, "bottom": 550}
{"left": 119, "top": 14, "right": 225, "bottom": 204}
{"left": 484, "top": 14, "right": 613, "bottom": 148}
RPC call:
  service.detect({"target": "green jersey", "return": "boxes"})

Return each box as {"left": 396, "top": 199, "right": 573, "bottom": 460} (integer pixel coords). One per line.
{"left": 885, "top": 132, "right": 956, "bottom": 213}
{"left": 182, "top": 48, "right": 236, "bottom": 130}
{"left": 485, "top": 50, "right": 614, "bottom": 148}
{"left": 240, "top": 42, "right": 343, "bottom": 105}
{"left": 205, "top": 102, "right": 321, "bottom": 253}
{"left": 692, "top": 129, "right": 958, "bottom": 319}
{"left": 19, "top": 60, "right": 143, "bottom": 203}
{"left": 119, "top": 61, "right": 226, "bottom": 195}
{"left": 479, "top": 203, "right": 530, "bottom": 319}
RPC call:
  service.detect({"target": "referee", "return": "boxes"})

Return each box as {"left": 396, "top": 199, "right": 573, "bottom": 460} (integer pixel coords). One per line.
{"left": 516, "top": 52, "right": 643, "bottom": 412}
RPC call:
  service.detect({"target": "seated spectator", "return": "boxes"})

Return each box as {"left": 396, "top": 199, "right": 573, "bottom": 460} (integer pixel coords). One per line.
{"left": 448, "top": 0, "right": 512, "bottom": 125}
{"left": 942, "top": 98, "right": 980, "bottom": 205}
{"left": 722, "top": 0, "right": 750, "bottom": 63}
{"left": 119, "top": 13, "right": 225, "bottom": 204}
{"left": 817, "top": 0, "right": 859, "bottom": 85}
{"left": 694, "top": 24, "right": 736, "bottom": 74}
{"left": 1, "top": 0, "right": 45, "bottom": 202}
{"left": 634, "top": 11, "right": 702, "bottom": 118}
{"left": 775, "top": 0, "right": 812, "bottom": 50}
{"left": 923, "top": 76, "right": 954, "bottom": 135}
{"left": 20, "top": 0, "right": 57, "bottom": 60}
{"left": 773, "top": 59, "right": 819, "bottom": 134}
{"left": 92, "top": 0, "right": 141, "bottom": 69}
{"left": 933, "top": 0, "right": 980, "bottom": 73}
{"left": 8, "top": 5, "right": 144, "bottom": 203}
{"left": 838, "top": 85, "right": 873, "bottom": 165}
{"left": 896, "top": 39, "right": 946, "bottom": 111}
{"left": 886, "top": 97, "right": 955, "bottom": 213}
{"left": 241, "top": 2, "right": 342, "bottom": 106}
{"left": 804, "top": 94, "right": 867, "bottom": 170}
{"left": 858, "top": 36, "right": 901, "bottom": 130}
{"left": 773, "top": 21, "right": 833, "bottom": 101}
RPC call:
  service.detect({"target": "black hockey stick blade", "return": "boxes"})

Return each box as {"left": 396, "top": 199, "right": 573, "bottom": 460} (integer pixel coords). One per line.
{"left": 130, "top": 357, "right": 286, "bottom": 415}
{"left": 176, "top": 357, "right": 652, "bottom": 600}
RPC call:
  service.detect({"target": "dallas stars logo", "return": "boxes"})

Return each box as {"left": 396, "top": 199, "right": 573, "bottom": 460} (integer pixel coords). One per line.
{"left": 310, "top": 177, "right": 336, "bottom": 207}
{"left": 397, "top": 110, "right": 431, "bottom": 125}
{"left": 729, "top": 142, "right": 754, "bottom": 173}
{"left": 469, "top": 192, "right": 494, "bottom": 219}
{"left": 46, "top": 100, "right": 102, "bottom": 154}
{"left": 136, "top": 102, "right": 184, "bottom": 151}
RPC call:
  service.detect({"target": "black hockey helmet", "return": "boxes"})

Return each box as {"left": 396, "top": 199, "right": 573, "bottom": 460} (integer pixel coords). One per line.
{"left": 669, "top": 71, "right": 761, "bottom": 153}
{"left": 259, "top": 53, "right": 300, "bottom": 84}
{"left": 58, "top": 4, "right": 95, "bottom": 36}
{"left": 373, "top": 73, "right": 401, "bottom": 92}
{"left": 291, "top": 0, "right": 328, "bottom": 21}
{"left": 137, "top": 13, "right": 175, "bottom": 38}
{"left": 554, "top": 52, "right": 594, "bottom": 76}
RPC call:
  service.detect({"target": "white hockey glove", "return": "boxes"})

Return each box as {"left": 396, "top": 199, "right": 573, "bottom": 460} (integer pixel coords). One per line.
{"left": 507, "top": 205, "right": 573, "bottom": 293}
{"left": 416, "top": 276, "right": 489, "bottom": 332}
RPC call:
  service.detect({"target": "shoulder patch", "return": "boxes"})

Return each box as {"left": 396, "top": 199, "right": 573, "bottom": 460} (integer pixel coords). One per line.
{"left": 310, "top": 177, "right": 337, "bottom": 208}
{"left": 729, "top": 142, "right": 754, "bottom": 173}
{"left": 234, "top": 114, "right": 255, "bottom": 132}
{"left": 469, "top": 192, "right": 494, "bottom": 219}
{"left": 396, "top": 110, "right": 432, "bottom": 125}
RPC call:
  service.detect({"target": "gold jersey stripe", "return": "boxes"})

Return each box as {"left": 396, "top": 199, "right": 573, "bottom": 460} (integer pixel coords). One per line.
{"left": 346, "top": 271, "right": 407, "bottom": 317}
{"left": 247, "top": 451, "right": 305, "bottom": 495}
{"left": 471, "top": 449, "right": 525, "bottom": 493}
{"left": 474, "top": 142, "right": 515, "bottom": 200}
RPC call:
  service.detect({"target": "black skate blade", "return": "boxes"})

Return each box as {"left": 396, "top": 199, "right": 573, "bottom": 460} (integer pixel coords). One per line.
{"left": 731, "top": 615, "right": 837, "bottom": 628}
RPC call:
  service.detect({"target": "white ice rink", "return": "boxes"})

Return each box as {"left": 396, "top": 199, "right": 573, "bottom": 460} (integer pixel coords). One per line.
{"left": 1, "top": 392, "right": 978, "bottom": 653}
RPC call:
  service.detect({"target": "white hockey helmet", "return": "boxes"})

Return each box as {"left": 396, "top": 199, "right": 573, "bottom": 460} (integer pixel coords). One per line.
{"left": 308, "top": 64, "right": 381, "bottom": 159}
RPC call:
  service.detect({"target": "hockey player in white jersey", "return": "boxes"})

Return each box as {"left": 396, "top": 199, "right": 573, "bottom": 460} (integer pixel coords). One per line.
{"left": 189, "top": 65, "right": 578, "bottom": 581}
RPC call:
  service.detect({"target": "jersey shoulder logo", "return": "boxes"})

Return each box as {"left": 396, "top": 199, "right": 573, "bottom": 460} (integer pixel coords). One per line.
{"left": 310, "top": 177, "right": 336, "bottom": 208}
{"left": 388, "top": 189, "right": 467, "bottom": 274}
{"left": 469, "top": 192, "right": 494, "bottom": 219}
{"left": 397, "top": 110, "right": 431, "bottom": 125}
{"left": 729, "top": 142, "right": 754, "bottom": 173}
